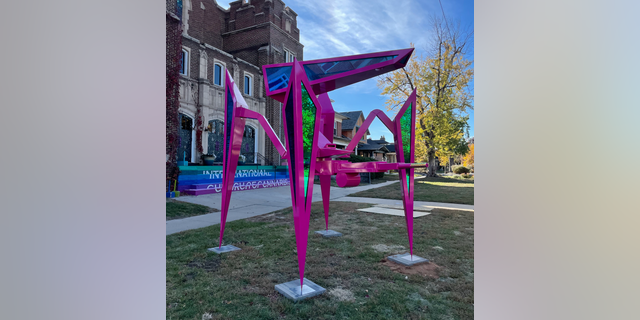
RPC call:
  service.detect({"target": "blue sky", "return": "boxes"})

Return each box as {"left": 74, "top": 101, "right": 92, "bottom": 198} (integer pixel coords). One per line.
{"left": 218, "top": 0, "right": 474, "bottom": 139}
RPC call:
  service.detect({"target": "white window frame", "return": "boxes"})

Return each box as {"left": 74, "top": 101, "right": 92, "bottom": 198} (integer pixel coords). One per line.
{"left": 334, "top": 121, "right": 337, "bottom": 135}
{"left": 243, "top": 72, "right": 253, "bottom": 96}
{"left": 284, "top": 48, "right": 295, "bottom": 63}
{"left": 213, "top": 60, "right": 226, "bottom": 87}
{"left": 180, "top": 47, "right": 191, "bottom": 76}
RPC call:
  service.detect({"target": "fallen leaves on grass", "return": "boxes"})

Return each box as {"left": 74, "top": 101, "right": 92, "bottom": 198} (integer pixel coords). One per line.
{"left": 371, "top": 244, "right": 405, "bottom": 253}
{"left": 381, "top": 258, "right": 442, "bottom": 278}
{"left": 328, "top": 287, "right": 355, "bottom": 302}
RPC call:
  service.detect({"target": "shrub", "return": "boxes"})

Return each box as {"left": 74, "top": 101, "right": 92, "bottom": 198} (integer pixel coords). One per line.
{"left": 453, "top": 165, "right": 470, "bottom": 174}
{"left": 346, "top": 154, "right": 384, "bottom": 179}
{"left": 346, "top": 154, "right": 375, "bottom": 163}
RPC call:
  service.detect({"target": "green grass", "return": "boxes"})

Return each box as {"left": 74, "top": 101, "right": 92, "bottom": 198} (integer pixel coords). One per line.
{"left": 166, "top": 201, "right": 473, "bottom": 319}
{"left": 349, "top": 176, "right": 474, "bottom": 205}
{"left": 166, "top": 199, "right": 219, "bottom": 221}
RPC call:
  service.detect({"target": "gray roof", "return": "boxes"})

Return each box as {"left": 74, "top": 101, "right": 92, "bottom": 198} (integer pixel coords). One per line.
{"left": 370, "top": 139, "right": 390, "bottom": 145}
{"left": 333, "top": 135, "right": 351, "bottom": 142}
{"left": 338, "top": 111, "right": 363, "bottom": 130}
{"left": 357, "top": 139, "right": 390, "bottom": 152}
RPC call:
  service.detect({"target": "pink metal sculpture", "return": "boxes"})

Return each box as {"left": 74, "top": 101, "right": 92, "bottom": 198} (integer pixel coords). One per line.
{"left": 217, "top": 48, "right": 427, "bottom": 292}
{"left": 217, "top": 71, "right": 287, "bottom": 250}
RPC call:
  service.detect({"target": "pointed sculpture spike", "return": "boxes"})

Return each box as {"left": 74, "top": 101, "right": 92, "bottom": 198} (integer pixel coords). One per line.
{"left": 392, "top": 89, "right": 418, "bottom": 257}
{"left": 219, "top": 70, "right": 248, "bottom": 248}
{"left": 320, "top": 175, "right": 331, "bottom": 230}
{"left": 280, "top": 57, "right": 326, "bottom": 287}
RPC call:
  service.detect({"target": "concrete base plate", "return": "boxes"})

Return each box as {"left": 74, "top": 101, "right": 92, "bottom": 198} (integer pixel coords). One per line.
{"left": 375, "top": 204, "right": 433, "bottom": 212}
{"left": 207, "top": 245, "right": 241, "bottom": 254}
{"left": 275, "top": 278, "right": 326, "bottom": 301}
{"left": 315, "top": 229, "right": 343, "bottom": 238}
{"left": 388, "top": 253, "right": 429, "bottom": 266}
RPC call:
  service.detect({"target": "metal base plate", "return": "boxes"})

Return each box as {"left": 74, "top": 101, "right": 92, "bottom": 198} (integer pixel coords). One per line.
{"left": 274, "top": 278, "right": 326, "bottom": 301}
{"left": 315, "top": 229, "right": 343, "bottom": 238}
{"left": 388, "top": 253, "right": 429, "bottom": 266}
{"left": 207, "top": 245, "right": 241, "bottom": 254}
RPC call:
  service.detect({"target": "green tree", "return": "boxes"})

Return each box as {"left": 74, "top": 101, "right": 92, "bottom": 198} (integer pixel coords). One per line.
{"left": 378, "top": 17, "right": 473, "bottom": 176}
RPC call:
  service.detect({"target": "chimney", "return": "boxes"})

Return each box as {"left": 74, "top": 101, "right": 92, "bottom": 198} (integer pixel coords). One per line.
{"left": 380, "top": 135, "right": 385, "bottom": 141}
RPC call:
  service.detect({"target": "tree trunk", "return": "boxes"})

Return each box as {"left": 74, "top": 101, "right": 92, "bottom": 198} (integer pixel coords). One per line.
{"left": 426, "top": 153, "right": 438, "bottom": 177}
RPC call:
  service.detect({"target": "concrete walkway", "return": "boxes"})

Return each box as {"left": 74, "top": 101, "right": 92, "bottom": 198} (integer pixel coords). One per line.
{"left": 332, "top": 197, "right": 474, "bottom": 212}
{"left": 167, "top": 178, "right": 473, "bottom": 235}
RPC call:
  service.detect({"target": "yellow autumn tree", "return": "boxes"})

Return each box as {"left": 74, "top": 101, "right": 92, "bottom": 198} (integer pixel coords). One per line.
{"left": 463, "top": 143, "right": 474, "bottom": 169}
{"left": 378, "top": 17, "right": 473, "bottom": 176}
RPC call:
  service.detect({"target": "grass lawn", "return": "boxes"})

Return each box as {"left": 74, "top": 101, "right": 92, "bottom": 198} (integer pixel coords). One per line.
{"left": 167, "top": 199, "right": 219, "bottom": 221}
{"left": 349, "top": 176, "right": 474, "bottom": 205}
{"left": 166, "top": 201, "right": 473, "bottom": 319}
{"left": 314, "top": 173, "right": 399, "bottom": 188}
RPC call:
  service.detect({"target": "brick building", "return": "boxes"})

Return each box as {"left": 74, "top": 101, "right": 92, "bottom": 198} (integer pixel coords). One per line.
{"left": 169, "top": 0, "right": 303, "bottom": 165}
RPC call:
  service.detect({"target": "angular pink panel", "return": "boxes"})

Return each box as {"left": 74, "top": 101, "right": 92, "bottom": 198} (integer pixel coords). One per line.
{"left": 263, "top": 48, "right": 414, "bottom": 102}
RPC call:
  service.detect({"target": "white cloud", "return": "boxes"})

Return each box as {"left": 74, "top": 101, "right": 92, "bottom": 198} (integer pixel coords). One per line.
{"left": 290, "top": 0, "right": 437, "bottom": 59}
{"left": 217, "top": 0, "right": 437, "bottom": 59}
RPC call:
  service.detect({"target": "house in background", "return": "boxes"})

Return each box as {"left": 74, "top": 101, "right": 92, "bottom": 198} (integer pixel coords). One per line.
{"left": 337, "top": 111, "right": 369, "bottom": 150}
{"left": 331, "top": 113, "right": 350, "bottom": 149}
{"left": 357, "top": 139, "right": 390, "bottom": 161}
{"left": 367, "top": 136, "right": 396, "bottom": 163}
{"left": 331, "top": 109, "right": 397, "bottom": 162}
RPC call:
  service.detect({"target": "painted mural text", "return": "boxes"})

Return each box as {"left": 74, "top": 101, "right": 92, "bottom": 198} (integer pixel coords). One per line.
{"left": 203, "top": 169, "right": 277, "bottom": 179}
{"left": 204, "top": 179, "right": 290, "bottom": 192}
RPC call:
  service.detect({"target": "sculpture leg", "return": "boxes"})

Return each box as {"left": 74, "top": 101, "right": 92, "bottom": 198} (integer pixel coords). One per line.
{"left": 319, "top": 175, "right": 331, "bottom": 230}
{"left": 400, "top": 168, "right": 414, "bottom": 257}
{"left": 292, "top": 202, "right": 311, "bottom": 290}
{"left": 314, "top": 175, "right": 343, "bottom": 238}
{"left": 218, "top": 118, "right": 246, "bottom": 248}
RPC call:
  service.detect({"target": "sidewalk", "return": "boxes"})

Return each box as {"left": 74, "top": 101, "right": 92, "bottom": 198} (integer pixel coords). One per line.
{"left": 332, "top": 197, "right": 474, "bottom": 211}
{"left": 167, "top": 178, "right": 473, "bottom": 235}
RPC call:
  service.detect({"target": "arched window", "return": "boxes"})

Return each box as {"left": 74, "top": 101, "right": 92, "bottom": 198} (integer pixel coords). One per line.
{"left": 179, "top": 113, "right": 194, "bottom": 162}
{"left": 207, "top": 121, "right": 256, "bottom": 164}
{"left": 180, "top": 48, "right": 189, "bottom": 76}
{"left": 241, "top": 125, "right": 256, "bottom": 163}
{"left": 207, "top": 119, "right": 225, "bottom": 161}
{"left": 243, "top": 73, "right": 253, "bottom": 96}
{"left": 214, "top": 63, "right": 223, "bottom": 86}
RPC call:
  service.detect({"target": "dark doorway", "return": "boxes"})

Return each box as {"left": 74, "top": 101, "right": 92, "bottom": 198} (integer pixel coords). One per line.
{"left": 178, "top": 113, "right": 193, "bottom": 163}
{"left": 207, "top": 119, "right": 225, "bottom": 161}
{"left": 241, "top": 125, "right": 256, "bottom": 163}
